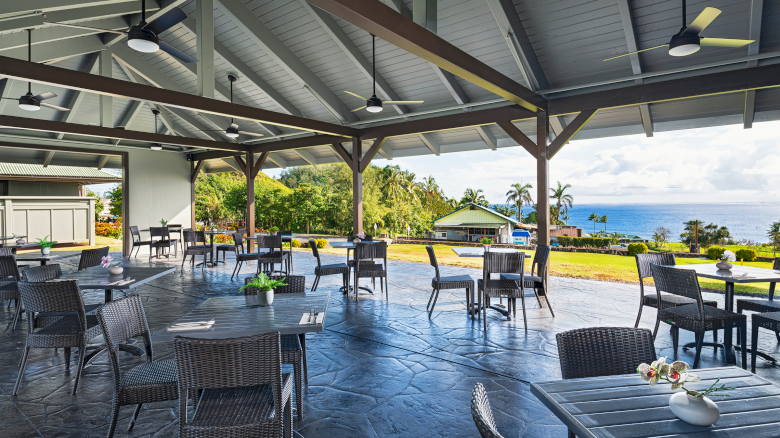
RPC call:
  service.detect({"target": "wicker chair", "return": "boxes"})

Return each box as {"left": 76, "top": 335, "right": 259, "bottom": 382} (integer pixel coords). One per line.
{"left": 557, "top": 326, "right": 657, "bottom": 438}
{"left": 471, "top": 382, "right": 503, "bottom": 438}
{"left": 14, "top": 279, "right": 103, "bottom": 395}
{"left": 182, "top": 230, "right": 209, "bottom": 272}
{"left": 243, "top": 275, "right": 307, "bottom": 419}
{"left": 79, "top": 246, "right": 110, "bottom": 270}
{"left": 173, "top": 333, "right": 293, "bottom": 438}
{"left": 501, "top": 244, "right": 555, "bottom": 317}
{"left": 23, "top": 263, "right": 101, "bottom": 327}
{"left": 353, "top": 242, "right": 388, "bottom": 300}
{"left": 167, "top": 224, "right": 183, "bottom": 252}
{"left": 216, "top": 228, "right": 243, "bottom": 264}
{"left": 230, "top": 232, "right": 259, "bottom": 280}
{"left": 478, "top": 252, "right": 526, "bottom": 331}
{"left": 634, "top": 253, "right": 718, "bottom": 334}
{"left": 737, "top": 258, "right": 780, "bottom": 342}
{"left": 150, "top": 227, "right": 177, "bottom": 260}
{"left": 97, "top": 295, "right": 178, "bottom": 437}
{"left": 309, "top": 239, "right": 348, "bottom": 292}
{"left": 0, "top": 255, "right": 23, "bottom": 330}
{"left": 650, "top": 263, "right": 747, "bottom": 369}
{"left": 425, "top": 245, "right": 474, "bottom": 318}
{"left": 0, "top": 246, "right": 13, "bottom": 256}
{"left": 255, "top": 235, "right": 290, "bottom": 276}
{"left": 751, "top": 312, "right": 780, "bottom": 372}
{"left": 129, "top": 226, "right": 151, "bottom": 258}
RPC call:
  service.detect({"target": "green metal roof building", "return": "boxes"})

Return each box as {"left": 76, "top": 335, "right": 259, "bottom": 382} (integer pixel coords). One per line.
{"left": 431, "top": 203, "right": 520, "bottom": 243}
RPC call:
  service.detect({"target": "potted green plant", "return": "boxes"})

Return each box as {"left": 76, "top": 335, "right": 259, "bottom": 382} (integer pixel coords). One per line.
{"left": 480, "top": 237, "right": 493, "bottom": 252}
{"left": 35, "top": 235, "right": 56, "bottom": 255}
{"left": 240, "top": 273, "right": 287, "bottom": 306}
{"left": 160, "top": 218, "right": 169, "bottom": 226}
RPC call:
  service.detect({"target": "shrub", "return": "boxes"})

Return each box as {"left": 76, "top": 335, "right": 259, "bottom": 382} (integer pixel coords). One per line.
{"left": 735, "top": 248, "right": 757, "bottom": 262}
{"left": 707, "top": 245, "right": 726, "bottom": 260}
{"left": 269, "top": 226, "right": 280, "bottom": 232}
{"left": 95, "top": 222, "right": 122, "bottom": 239}
{"left": 480, "top": 237, "right": 493, "bottom": 244}
{"left": 628, "top": 242, "right": 648, "bottom": 256}
{"left": 315, "top": 238, "right": 328, "bottom": 248}
{"left": 556, "top": 236, "right": 610, "bottom": 248}
{"left": 291, "top": 239, "right": 301, "bottom": 248}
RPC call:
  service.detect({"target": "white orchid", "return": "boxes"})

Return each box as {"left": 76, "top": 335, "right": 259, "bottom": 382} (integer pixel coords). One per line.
{"left": 721, "top": 250, "right": 736, "bottom": 262}
{"left": 637, "top": 359, "right": 730, "bottom": 398}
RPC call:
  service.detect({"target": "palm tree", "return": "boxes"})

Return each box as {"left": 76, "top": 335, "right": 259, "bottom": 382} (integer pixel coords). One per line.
{"left": 378, "top": 165, "right": 405, "bottom": 200}
{"left": 599, "top": 215, "right": 608, "bottom": 232}
{"left": 768, "top": 221, "right": 780, "bottom": 257}
{"left": 587, "top": 212, "right": 599, "bottom": 233}
{"left": 460, "top": 188, "right": 488, "bottom": 206}
{"left": 505, "top": 182, "right": 533, "bottom": 221}
{"left": 549, "top": 181, "right": 573, "bottom": 223}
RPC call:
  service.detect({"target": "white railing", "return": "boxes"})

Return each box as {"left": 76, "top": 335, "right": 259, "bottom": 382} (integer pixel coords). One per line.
{"left": 0, "top": 197, "right": 95, "bottom": 245}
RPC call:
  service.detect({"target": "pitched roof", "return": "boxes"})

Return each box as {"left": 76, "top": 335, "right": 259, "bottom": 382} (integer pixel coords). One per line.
{"left": 432, "top": 203, "right": 520, "bottom": 226}
{"left": 0, "top": 163, "right": 120, "bottom": 180}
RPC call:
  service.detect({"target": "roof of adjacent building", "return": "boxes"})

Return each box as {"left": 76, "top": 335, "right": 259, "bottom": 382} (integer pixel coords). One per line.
{"left": 0, "top": 163, "right": 121, "bottom": 181}
{"left": 433, "top": 203, "right": 521, "bottom": 227}
{"left": 513, "top": 230, "right": 532, "bottom": 237}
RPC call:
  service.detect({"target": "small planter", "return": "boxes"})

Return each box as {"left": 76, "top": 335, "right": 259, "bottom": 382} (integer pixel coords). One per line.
{"left": 108, "top": 266, "right": 124, "bottom": 275}
{"left": 17, "top": 239, "right": 26, "bottom": 245}
{"left": 484, "top": 245, "right": 491, "bottom": 252}
{"left": 715, "top": 261, "right": 733, "bottom": 271}
{"left": 41, "top": 247, "right": 51, "bottom": 256}
{"left": 669, "top": 392, "right": 720, "bottom": 427}
{"left": 257, "top": 288, "right": 274, "bottom": 306}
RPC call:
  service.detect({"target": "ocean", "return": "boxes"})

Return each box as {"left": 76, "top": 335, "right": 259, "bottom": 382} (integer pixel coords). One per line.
{"left": 517, "top": 203, "right": 780, "bottom": 243}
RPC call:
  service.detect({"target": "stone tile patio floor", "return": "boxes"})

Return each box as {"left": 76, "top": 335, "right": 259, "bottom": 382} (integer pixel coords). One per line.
{"left": 1, "top": 248, "right": 779, "bottom": 437}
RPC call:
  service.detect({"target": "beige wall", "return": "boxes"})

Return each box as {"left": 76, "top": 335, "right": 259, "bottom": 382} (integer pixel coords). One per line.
{"left": 0, "top": 197, "right": 95, "bottom": 245}
{"left": 127, "top": 149, "right": 191, "bottom": 232}
{"left": 7, "top": 181, "right": 81, "bottom": 196}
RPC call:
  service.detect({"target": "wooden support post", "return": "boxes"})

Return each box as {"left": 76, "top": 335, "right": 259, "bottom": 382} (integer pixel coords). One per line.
{"left": 246, "top": 151, "right": 255, "bottom": 252}
{"left": 536, "top": 111, "right": 550, "bottom": 291}
{"left": 351, "top": 137, "right": 363, "bottom": 234}
{"left": 122, "top": 152, "right": 130, "bottom": 257}
{"left": 191, "top": 160, "right": 204, "bottom": 230}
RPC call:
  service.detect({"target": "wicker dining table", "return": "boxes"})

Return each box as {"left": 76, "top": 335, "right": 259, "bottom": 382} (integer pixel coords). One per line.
{"left": 531, "top": 366, "right": 780, "bottom": 437}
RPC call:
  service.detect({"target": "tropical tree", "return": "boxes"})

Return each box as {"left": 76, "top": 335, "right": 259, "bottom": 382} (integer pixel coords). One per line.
{"left": 653, "top": 226, "right": 671, "bottom": 248}
{"left": 493, "top": 204, "right": 517, "bottom": 219}
{"left": 768, "top": 221, "right": 780, "bottom": 257}
{"left": 680, "top": 220, "right": 731, "bottom": 248}
{"left": 549, "top": 181, "right": 573, "bottom": 223}
{"left": 599, "top": 215, "right": 608, "bottom": 232}
{"left": 460, "top": 188, "right": 489, "bottom": 207}
{"left": 377, "top": 165, "right": 407, "bottom": 200}
{"left": 588, "top": 212, "right": 599, "bottom": 233}
{"left": 106, "top": 185, "right": 123, "bottom": 218}
{"left": 505, "top": 182, "right": 533, "bottom": 221}
{"left": 609, "top": 232, "right": 622, "bottom": 245}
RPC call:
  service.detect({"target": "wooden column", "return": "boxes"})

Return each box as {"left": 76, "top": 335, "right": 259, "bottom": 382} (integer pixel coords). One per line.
{"left": 246, "top": 151, "right": 255, "bottom": 252}
{"left": 122, "top": 152, "right": 130, "bottom": 257}
{"left": 351, "top": 137, "right": 363, "bottom": 234}
{"left": 536, "top": 111, "right": 550, "bottom": 246}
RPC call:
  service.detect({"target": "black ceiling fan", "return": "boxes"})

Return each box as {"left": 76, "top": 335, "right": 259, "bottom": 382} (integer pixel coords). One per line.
{"left": 344, "top": 34, "right": 423, "bottom": 113}
{"left": 1, "top": 29, "right": 68, "bottom": 112}
{"left": 197, "top": 74, "right": 264, "bottom": 139}
{"left": 605, "top": 1, "right": 754, "bottom": 61}
{"left": 46, "top": 0, "right": 196, "bottom": 63}
{"left": 149, "top": 108, "right": 164, "bottom": 150}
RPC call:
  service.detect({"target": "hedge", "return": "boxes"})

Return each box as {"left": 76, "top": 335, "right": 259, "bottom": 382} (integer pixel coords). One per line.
{"left": 735, "top": 248, "right": 757, "bottom": 262}
{"left": 628, "top": 242, "right": 648, "bottom": 256}
{"left": 291, "top": 239, "right": 301, "bottom": 248}
{"left": 556, "top": 236, "right": 610, "bottom": 248}
{"left": 707, "top": 246, "right": 726, "bottom": 260}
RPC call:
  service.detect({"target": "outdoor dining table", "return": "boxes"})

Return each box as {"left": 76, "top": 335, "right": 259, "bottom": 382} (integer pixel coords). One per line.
{"left": 667, "top": 263, "right": 780, "bottom": 366}
{"left": 531, "top": 366, "right": 780, "bottom": 437}
{"left": 15, "top": 252, "right": 75, "bottom": 266}
{"left": 1, "top": 243, "right": 39, "bottom": 253}
{"left": 451, "top": 247, "right": 527, "bottom": 257}
{"left": 203, "top": 230, "right": 233, "bottom": 265}
{"left": 329, "top": 240, "right": 381, "bottom": 294}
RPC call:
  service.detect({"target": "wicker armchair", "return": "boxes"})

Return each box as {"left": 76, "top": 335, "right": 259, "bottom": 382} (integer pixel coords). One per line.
{"left": 243, "top": 275, "right": 307, "bottom": 419}
{"left": 230, "top": 232, "right": 259, "bottom": 280}
{"left": 500, "top": 244, "right": 555, "bottom": 317}
{"left": 279, "top": 231, "right": 294, "bottom": 272}
{"left": 216, "top": 228, "right": 243, "bottom": 264}
{"left": 14, "top": 280, "right": 103, "bottom": 395}
{"left": 129, "top": 226, "right": 151, "bottom": 258}
{"left": 651, "top": 264, "right": 747, "bottom": 369}
{"left": 97, "top": 295, "right": 178, "bottom": 437}
{"left": 150, "top": 227, "right": 177, "bottom": 260}
{"left": 425, "top": 246, "right": 474, "bottom": 318}
{"left": 751, "top": 312, "right": 780, "bottom": 372}
{"left": 182, "top": 230, "right": 209, "bottom": 272}
{"left": 255, "top": 235, "right": 290, "bottom": 276}
{"left": 353, "top": 242, "right": 388, "bottom": 300}
{"left": 634, "top": 253, "right": 717, "bottom": 334}
{"left": 173, "top": 333, "right": 293, "bottom": 438}
{"left": 310, "top": 239, "right": 349, "bottom": 292}
{"left": 471, "top": 383, "right": 503, "bottom": 438}
{"left": 478, "top": 252, "right": 526, "bottom": 331}
{"left": 0, "top": 255, "right": 23, "bottom": 330}
{"left": 78, "top": 246, "right": 110, "bottom": 270}
{"left": 23, "top": 263, "right": 101, "bottom": 327}
{"left": 738, "top": 258, "right": 780, "bottom": 342}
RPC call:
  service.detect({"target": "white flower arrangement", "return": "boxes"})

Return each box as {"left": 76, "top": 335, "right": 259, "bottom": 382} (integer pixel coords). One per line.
{"left": 721, "top": 250, "right": 736, "bottom": 262}
{"left": 100, "top": 255, "right": 122, "bottom": 268}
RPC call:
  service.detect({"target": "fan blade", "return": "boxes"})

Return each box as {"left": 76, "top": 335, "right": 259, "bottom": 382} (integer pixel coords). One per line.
{"left": 240, "top": 131, "right": 265, "bottom": 137}
{"left": 700, "top": 38, "right": 754, "bottom": 48}
{"left": 0, "top": 97, "right": 17, "bottom": 100}
{"left": 683, "top": 7, "right": 721, "bottom": 35}
{"left": 351, "top": 105, "right": 367, "bottom": 112}
{"left": 47, "top": 22, "right": 127, "bottom": 35}
{"left": 230, "top": 123, "right": 239, "bottom": 130}
{"left": 34, "top": 92, "right": 57, "bottom": 101}
{"left": 344, "top": 90, "right": 368, "bottom": 101}
{"left": 384, "top": 100, "right": 424, "bottom": 105}
{"left": 159, "top": 40, "right": 198, "bottom": 63}
{"left": 144, "top": 7, "right": 188, "bottom": 35}
{"left": 40, "top": 102, "right": 69, "bottom": 111}
{"left": 603, "top": 44, "right": 667, "bottom": 61}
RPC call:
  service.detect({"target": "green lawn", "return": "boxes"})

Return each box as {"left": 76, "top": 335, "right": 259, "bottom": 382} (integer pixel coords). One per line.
{"left": 314, "top": 243, "right": 775, "bottom": 296}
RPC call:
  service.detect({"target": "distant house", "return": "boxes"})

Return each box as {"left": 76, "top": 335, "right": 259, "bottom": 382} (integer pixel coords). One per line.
{"left": 432, "top": 203, "right": 520, "bottom": 243}
{"left": 512, "top": 229, "right": 532, "bottom": 245}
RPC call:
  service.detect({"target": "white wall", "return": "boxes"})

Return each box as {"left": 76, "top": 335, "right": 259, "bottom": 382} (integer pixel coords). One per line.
{"left": 127, "top": 149, "right": 191, "bottom": 232}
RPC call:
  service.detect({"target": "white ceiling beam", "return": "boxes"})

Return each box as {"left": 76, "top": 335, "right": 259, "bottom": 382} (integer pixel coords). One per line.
{"left": 377, "top": 145, "right": 392, "bottom": 160}
{"left": 549, "top": 116, "right": 565, "bottom": 137}
{"left": 57, "top": 53, "right": 99, "bottom": 139}
{"left": 476, "top": 125, "right": 497, "bottom": 151}
{"left": 179, "top": 17, "right": 302, "bottom": 118}
{"left": 42, "top": 150, "right": 55, "bottom": 167}
{"left": 114, "top": 100, "right": 144, "bottom": 145}
{"left": 0, "top": 17, "right": 128, "bottom": 52}
{"left": 639, "top": 104, "right": 653, "bottom": 137}
{"left": 0, "top": 0, "right": 137, "bottom": 16}
{"left": 294, "top": 148, "right": 318, "bottom": 166}
{"left": 301, "top": 0, "right": 409, "bottom": 115}
{"left": 99, "top": 49, "right": 112, "bottom": 128}
{"left": 0, "top": 35, "right": 104, "bottom": 63}
{"left": 0, "top": 78, "right": 14, "bottom": 114}
{"left": 0, "top": 2, "right": 159, "bottom": 34}
{"left": 744, "top": 0, "right": 763, "bottom": 129}
{"left": 96, "top": 154, "right": 110, "bottom": 170}
{"left": 615, "top": 0, "right": 653, "bottom": 137}
{"left": 216, "top": 0, "right": 357, "bottom": 124}
{"left": 744, "top": 90, "right": 756, "bottom": 129}
{"left": 266, "top": 153, "right": 287, "bottom": 169}
{"left": 485, "top": 0, "right": 548, "bottom": 91}
{"left": 222, "top": 157, "right": 241, "bottom": 172}
{"left": 156, "top": 106, "right": 179, "bottom": 135}
{"left": 196, "top": 0, "right": 215, "bottom": 98}
{"left": 418, "top": 133, "right": 440, "bottom": 155}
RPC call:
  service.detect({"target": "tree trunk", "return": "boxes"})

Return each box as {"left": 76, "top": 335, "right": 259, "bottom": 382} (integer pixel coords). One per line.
{"left": 307, "top": 220, "right": 310, "bottom": 234}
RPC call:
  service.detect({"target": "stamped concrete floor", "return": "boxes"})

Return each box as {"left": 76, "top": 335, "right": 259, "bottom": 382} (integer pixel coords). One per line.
{"left": 1, "top": 248, "right": 779, "bottom": 437}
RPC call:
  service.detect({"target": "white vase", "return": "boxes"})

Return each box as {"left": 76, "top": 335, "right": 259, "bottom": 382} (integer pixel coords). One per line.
{"left": 108, "top": 266, "right": 124, "bottom": 275}
{"left": 716, "top": 261, "right": 733, "bottom": 270}
{"left": 41, "top": 247, "right": 51, "bottom": 256}
{"left": 669, "top": 392, "right": 720, "bottom": 427}
{"left": 257, "top": 289, "right": 274, "bottom": 306}
{"left": 484, "top": 245, "right": 490, "bottom": 252}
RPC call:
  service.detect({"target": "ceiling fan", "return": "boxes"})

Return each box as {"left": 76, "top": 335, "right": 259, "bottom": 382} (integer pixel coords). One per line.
{"left": 197, "top": 74, "right": 264, "bottom": 139}
{"left": 604, "top": 1, "right": 754, "bottom": 61}
{"left": 1, "top": 29, "right": 68, "bottom": 112}
{"left": 150, "top": 109, "right": 163, "bottom": 150}
{"left": 345, "top": 34, "right": 423, "bottom": 113}
{"left": 45, "top": 0, "right": 196, "bottom": 63}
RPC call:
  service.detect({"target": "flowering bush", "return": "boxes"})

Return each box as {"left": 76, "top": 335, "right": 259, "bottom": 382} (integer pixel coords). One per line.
{"left": 291, "top": 239, "right": 301, "bottom": 248}
{"left": 315, "top": 238, "right": 328, "bottom": 249}
{"left": 95, "top": 222, "right": 122, "bottom": 239}
{"left": 721, "top": 250, "right": 736, "bottom": 262}
{"left": 638, "top": 357, "right": 733, "bottom": 397}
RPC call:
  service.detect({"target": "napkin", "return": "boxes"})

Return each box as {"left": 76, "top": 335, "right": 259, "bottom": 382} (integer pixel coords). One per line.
{"left": 299, "top": 312, "right": 325, "bottom": 325}
{"left": 166, "top": 320, "right": 215, "bottom": 332}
